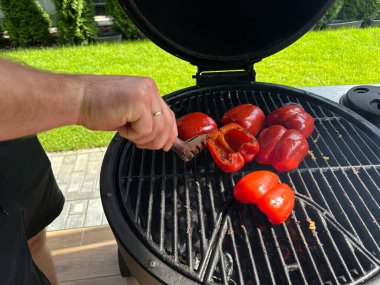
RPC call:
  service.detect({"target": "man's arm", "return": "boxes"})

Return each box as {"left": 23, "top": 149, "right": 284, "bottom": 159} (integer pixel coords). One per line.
{"left": 0, "top": 58, "right": 177, "bottom": 151}
{"left": 0, "top": 58, "right": 82, "bottom": 140}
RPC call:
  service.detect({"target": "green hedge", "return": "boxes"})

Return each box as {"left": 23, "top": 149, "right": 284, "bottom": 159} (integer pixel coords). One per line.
{"left": 0, "top": 0, "right": 51, "bottom": 47}
{"left": 338, "top": 0, "right": 380, "bottom": 21}
{"left": 54, "top": 0, "right": 98, "bottom": 45}
{"left": 315, "top": 0, "right": 346, "bottom": 29}
{"left": 105, "top": 0, "right": 142, "bottom": 40}
{"left": 0, "top": 24, "right": 4, "bottom": 47}
{"left": 316, "top": 0, "right": 380, "bottom": 29}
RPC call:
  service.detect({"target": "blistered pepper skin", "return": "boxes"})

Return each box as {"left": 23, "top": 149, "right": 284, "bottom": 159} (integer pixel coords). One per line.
{"left": 255, "top": 125, "right": 287, "bottom": 165}
{"left": 271, "top": 131, "right": 310, "bottom": 172}
{"left": 266, "top": 105, "right": 314, "bottom": 138}
{"left": 233, "top": 171, "right": 295, "bottom": 224}
{"left": 257, "top": 183, "right": 295, "bottom": 224}
{"left": 208, "top": 137, "right": 245, "bottom": 173}
{"left": 233, "top": 171, "right": 279, "bottom": 204}
{"left": 177, "top": 112, "right": 217, "bottom": 141}
{"left": 221, "top": 104, "right": 265, "bottom": 136}
{"left": 256, "top": 125, "right": 309, "bottom": 172}
{"left": 207, "top": 123, "right": 259, "bottom": 173}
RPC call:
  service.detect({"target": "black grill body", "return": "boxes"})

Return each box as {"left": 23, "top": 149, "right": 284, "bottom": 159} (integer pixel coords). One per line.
{"left": 101, "top": 82, "right": 380, "bottom": 285}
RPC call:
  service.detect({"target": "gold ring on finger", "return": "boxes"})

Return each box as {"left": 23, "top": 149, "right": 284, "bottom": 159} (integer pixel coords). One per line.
{"left": 152, "top": 111, "right": 162, "bottom": 117}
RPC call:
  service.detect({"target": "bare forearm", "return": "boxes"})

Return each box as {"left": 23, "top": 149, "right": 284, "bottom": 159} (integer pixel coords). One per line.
{"left": 0, "top": 58, "right": 177, "bottom": 150}
{"left": 0, "top": 58, "right": 82, "bottom": 140}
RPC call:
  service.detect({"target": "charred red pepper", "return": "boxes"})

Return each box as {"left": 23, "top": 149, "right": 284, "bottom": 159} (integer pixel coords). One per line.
{"left": 256, "top": 125, "right": 309, "bottom": 172}
{"left": 177, "top": 112, "right": 217, "bottom": 141}
{"left": 266, "top": 105, "right": 314, "bottom": 138}
{"left": 221, "top": 104, "right": 265, "bottom": 136}
{"left": 207, "top": 123, "right": 259, "bottom": 173}
{"left": 233, "top": 171, "right": 294, "bottom": 224}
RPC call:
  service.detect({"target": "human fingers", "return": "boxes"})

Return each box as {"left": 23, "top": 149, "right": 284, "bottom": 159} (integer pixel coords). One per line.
{"left": 132, "top": 90, "right": 168, "bottom": 146}
{"left": 118, "top": 103, "right": 153, "bottom": 143}
{"left": 119, "top": 79, "right": 162, "bottom": 144}
{"left": 162, "top": 109, "right": 178, "bottom": 151}
{"left": 135, "top": 99, "right": 174, "bottom": 150}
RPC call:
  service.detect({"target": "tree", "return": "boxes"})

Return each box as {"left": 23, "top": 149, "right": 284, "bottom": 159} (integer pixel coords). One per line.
{"left": 0, "top": 0, "right": 51, "bottom": 47}
{"left": 53, "top": 0, "right": 98, "bottom": 45}
{"left": 338, "top": 0, "right": 380, "bottom": 22}
{"left": 315, "top": 0, "right": 346, "bottom": 30}
{"left": 105, "top": 0, "right": 142, "bottom": 40}
{"left": 0, "top": 24, "right": 4, "bottom": 46}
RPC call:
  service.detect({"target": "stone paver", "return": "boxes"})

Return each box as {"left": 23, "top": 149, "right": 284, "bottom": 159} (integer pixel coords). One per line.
{"left": 66, "top": 214, "right": 85, "bottom": 228}
{"left": 69, "top": 200, "right": 89, "bottom": 214}
{"left": 67, "top": 172, "right": 84, "bottom": 193}
{"left": 83, "top": 199, "right": 104, "bottom": 227}
{"left": 84, "top": 210, "right": 103, "bottom": 227}
{"left": 47, "top": 148, "right": 108, "bottom": 231}
{"left": 74, "top": 154, "right": 88, "bottom": 172}
{"left": 88, "top": 199, "right": 103, "bottom": 211}
{"left": 47, "top": 201, "right": 71, "bottom": 231}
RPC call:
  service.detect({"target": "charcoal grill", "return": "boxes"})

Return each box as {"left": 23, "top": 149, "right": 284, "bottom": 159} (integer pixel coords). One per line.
{"left": 100, "top": 1, "right": 380, "bottom": 284}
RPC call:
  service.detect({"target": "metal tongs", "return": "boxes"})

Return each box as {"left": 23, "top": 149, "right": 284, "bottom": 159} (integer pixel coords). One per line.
{"left": 171, "top": 134, "right": 209, "bottom": 161}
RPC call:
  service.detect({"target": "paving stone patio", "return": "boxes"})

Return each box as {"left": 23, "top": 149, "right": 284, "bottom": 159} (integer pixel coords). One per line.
{"left": 47, "top": 148, "right": 108, "bottom": 231}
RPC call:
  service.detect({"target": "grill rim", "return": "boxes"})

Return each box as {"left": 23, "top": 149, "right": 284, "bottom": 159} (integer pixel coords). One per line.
{"left": 101, "top": 81, "right": 380, "bottom": 284}
{"left": 101, "top": 135, "right": 202, "bottom": 285}
{"left": 163, "top": 82, "right": 380, "bottom": 139}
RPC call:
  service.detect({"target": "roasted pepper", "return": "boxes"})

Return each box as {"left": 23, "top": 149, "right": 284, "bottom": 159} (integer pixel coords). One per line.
{"left": 266, "top": 105, "right": 314, "bottom": 138}
{"left": 256, "top": 125, "right": 309, "bottom": 172}
{"left": 233, "top": 170, "right": 295, "bottom": 224}
{"left": 177, "top": 112, "right": 217, "bottom": 141}
{"left": 221, "top": 104, "right": 265, "bottom": 136}
{"left": 207, "top": 123, "right": 259, "bottom": 173}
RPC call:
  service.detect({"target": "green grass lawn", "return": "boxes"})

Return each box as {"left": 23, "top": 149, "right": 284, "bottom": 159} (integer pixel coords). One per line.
{"left": 1, "top": 27, "right": 379, "bottom": 152}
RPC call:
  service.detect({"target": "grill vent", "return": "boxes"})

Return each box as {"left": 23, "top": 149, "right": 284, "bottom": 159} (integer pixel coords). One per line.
{"left": 110, "top": 85, "right": 380, "bottom": 284}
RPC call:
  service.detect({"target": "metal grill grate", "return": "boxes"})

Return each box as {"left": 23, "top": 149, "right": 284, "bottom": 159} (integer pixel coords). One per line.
{"left": 105, "top": 84, "right": 380, "bottom": 284}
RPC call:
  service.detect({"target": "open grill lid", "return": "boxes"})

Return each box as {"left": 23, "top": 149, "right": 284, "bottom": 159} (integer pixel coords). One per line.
{"left": 118, "top": 0, "right": 334, "bottom": 69}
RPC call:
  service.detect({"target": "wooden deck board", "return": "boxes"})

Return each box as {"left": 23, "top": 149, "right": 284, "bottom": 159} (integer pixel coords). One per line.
{"left": 47, "top": 225, "right": 139, "bottom": 285}
{"left": 60, "top": 275, "right": 139, "bottom": 285}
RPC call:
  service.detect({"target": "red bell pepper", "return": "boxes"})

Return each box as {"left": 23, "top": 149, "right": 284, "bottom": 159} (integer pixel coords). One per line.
{"left": 266, "top": 105, "right": 314, "bottom": 138}
{"left": 207, "top": 123, "right": 259, "bottom": 173}
{"left": 177, "top": 112, "right": 217, "bottom": 141}
{"left": 221, "top": 104, "right": 265, "bottom": 136}
{"left": 233, "top": 170, "right": 294, "bottom": 224}
{"left": 256, "top": 125, "right": 309, "bottom": 172}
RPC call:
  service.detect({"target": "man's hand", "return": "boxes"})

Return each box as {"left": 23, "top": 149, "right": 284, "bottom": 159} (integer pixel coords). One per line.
{"left": 0, "top": 58, "right": 177, "bottom": 150}
{"left": 78, "top": 75, "right": 177, "bottom": 151}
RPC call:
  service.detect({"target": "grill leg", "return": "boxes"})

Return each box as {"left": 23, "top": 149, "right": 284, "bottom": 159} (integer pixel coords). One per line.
{"left": 118, "top": 249, "right": 132, "bottom": 277}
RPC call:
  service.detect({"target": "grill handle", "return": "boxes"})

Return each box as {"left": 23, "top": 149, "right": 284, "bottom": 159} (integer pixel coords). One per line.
{"left": 194, "top": 64, "right": 256, "bottom": 87}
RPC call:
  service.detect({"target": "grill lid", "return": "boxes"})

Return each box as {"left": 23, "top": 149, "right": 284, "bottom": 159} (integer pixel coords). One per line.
{"left": 118, "top": 0, "right": 334, "bottom": 69}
